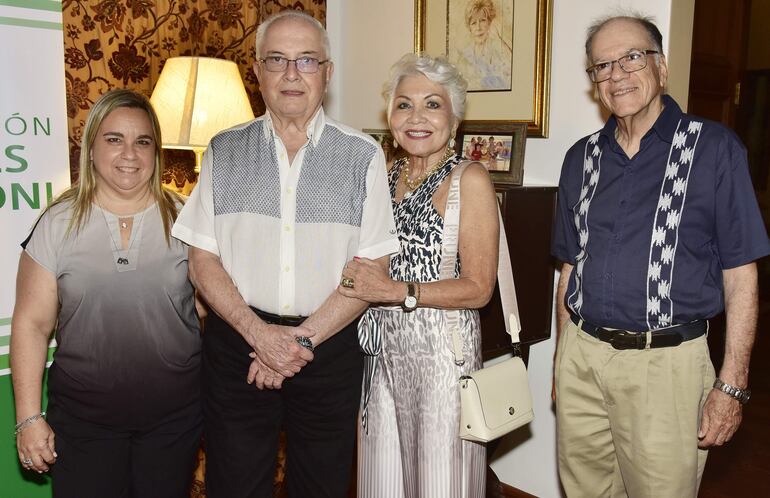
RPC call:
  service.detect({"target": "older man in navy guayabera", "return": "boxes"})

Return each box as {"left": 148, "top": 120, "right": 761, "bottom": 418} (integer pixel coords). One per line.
{"left": 172, "top": 10, "right": 399, "bottom": 498}
{"left": 551, "top": 14, "right": 770, "bottom": 498}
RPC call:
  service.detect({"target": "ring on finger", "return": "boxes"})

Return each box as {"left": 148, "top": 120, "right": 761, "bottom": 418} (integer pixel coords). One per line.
{"left": 22, "top": 458, "right": 33, "bottom": 466}
{"left": 340, "top": 277, "right": 355, "bottom": 289}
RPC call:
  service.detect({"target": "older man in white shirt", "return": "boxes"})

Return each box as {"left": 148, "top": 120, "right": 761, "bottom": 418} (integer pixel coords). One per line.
{"left": 172, "top": 10, "right": 398, "bottom": 498}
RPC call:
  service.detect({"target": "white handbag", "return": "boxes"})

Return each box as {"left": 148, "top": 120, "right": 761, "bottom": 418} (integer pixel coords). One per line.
{"left": 440, "top": 162, "right": 534, "bottom": 443}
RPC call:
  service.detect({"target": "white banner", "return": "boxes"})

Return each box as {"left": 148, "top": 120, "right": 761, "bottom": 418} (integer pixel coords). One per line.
{"left": 0, "top": 0, "right": 70, "bottom": 376}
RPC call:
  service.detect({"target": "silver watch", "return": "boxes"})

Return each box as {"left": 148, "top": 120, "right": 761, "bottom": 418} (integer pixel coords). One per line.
{"left": 403, "top": 282, "right": 418, "bottom": 311}
{"left": 713, "top": 378, "right": 751, "bottom": 404}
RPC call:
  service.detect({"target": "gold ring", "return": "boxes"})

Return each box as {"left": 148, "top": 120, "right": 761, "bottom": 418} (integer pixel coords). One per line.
{"left": 341, "top": 277, "right": 355, "bottom": 289}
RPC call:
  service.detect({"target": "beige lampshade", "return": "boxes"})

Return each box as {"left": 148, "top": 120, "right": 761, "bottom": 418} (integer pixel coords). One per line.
{"left": 150, "top": 56, "right": 254, "bottom": 150}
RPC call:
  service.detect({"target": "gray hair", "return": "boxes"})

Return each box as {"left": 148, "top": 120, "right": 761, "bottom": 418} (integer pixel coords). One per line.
{"left": 585, "top": 13, "right": 664, "bottom": 59}
{"left": 382, "top": 53, "right": 468, "bottom": 125}
{"left": 254, "top": 10, "right": 331, "bottom": 59}
{"left": 465, "top": 0, "right": 496, "bottom": 27}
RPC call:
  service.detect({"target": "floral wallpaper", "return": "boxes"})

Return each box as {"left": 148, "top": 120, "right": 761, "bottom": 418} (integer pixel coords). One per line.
{"left": 62, "top": 0, "right": 326, "bottom": 188}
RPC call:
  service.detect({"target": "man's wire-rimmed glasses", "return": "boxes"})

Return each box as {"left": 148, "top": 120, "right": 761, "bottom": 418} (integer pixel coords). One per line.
{"left": 586, "top": 49, "right": 659, "bottom": 83}
{"left": 258, "top": 56, "right": 329, "bottom": 73}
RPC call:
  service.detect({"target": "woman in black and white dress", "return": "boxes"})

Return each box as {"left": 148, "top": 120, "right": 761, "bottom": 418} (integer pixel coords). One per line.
{"left": 339, "top": 54, "right": 500, "bottom": 498}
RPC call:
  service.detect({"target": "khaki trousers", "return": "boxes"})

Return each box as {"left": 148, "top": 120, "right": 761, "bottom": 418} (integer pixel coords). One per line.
{"left": 555, "top": 320, "right": 715, "bottom": 498}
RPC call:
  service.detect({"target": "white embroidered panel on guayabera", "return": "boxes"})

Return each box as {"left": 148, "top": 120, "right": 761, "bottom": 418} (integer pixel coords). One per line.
{"left": 568, "top": 131, "right": 602, "bottom": 316}
{"left": 645, "top": 119, "right": 703, "bottom": 329}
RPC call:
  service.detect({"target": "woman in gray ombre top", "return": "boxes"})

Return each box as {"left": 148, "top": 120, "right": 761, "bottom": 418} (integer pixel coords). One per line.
{"left": 10, "top": 89, "right": 202, "bottom": 498}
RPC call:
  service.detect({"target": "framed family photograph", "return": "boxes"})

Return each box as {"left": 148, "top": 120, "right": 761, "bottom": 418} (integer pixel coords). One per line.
{"left": 415, "top": 0, "right": 553, "bottom": 137}
{"left": 455, "top": 121, "right": 526, "bottom": 185}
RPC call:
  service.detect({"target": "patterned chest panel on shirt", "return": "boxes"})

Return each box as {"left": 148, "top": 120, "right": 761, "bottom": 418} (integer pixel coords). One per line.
{"left": 210, "top": 121, "right": 376, "bottom": 227}
{"left": 388, "top": 156, "right": 460, "bottom": 282}
{"left": 211, "top": 121, "right": 281, "bottom": 218}
{"left": 296, "top": 126, "right": 375, "bottom": 226}
{"left": 567, "top": 132, "right": 602, "bottom": 316}
{"left": 645, "top": 119, "right": 703, "bottom": 328}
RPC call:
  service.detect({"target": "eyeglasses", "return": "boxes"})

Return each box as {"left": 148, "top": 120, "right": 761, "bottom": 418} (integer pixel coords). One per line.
{"left": 258, "top": 56, "right": 329, "bottom": 73}
{"left": 586, "top": 49, "right": 659, "bottom": 83}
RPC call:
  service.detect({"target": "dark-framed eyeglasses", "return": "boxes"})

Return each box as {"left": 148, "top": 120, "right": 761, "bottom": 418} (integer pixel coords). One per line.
{"left": 586, "top": 49, "right": 659, "bottom": 83}
{"left": 258, "top": 56, "right": 329, "bottom": 73}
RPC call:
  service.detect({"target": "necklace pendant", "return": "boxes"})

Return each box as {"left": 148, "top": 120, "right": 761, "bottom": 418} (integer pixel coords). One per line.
{"left": 117, "top": 257, "right": 129, "bottom": 265}
{"left": 120, "top": 221, "right": 128, "bottom": 229}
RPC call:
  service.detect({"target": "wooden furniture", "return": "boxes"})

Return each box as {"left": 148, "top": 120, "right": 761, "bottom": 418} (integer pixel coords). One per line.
{"left": 481, "top": 185, "right": 558, "bottom": 362}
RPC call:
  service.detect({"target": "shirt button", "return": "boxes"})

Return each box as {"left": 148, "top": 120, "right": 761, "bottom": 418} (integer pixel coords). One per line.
{"left": 284, "top": 225, "right": 291, "bottom": 232}
{"left": 284, "top": 266, "right": 290, "bottom": 272}
{"left": 287, "top": 187, "right": 294, "bottom": 194}
{"left": 283, "top": 304, "right": 290, "bottom": 310}
{"left": 620, "top": 200, "right": 626, "bottom": 206}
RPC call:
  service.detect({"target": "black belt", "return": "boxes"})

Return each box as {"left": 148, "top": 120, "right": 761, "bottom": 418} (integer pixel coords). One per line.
{"left": 252, "top": 307, "right": 307, "bottom": 327}
{"left": 570, "top": 313, "right": 706, "bottom": 350}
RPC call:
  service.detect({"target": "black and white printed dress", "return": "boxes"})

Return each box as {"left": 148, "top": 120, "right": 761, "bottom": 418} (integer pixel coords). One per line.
{"left": 357, "top": 155, "right": 486, "bottom": 498}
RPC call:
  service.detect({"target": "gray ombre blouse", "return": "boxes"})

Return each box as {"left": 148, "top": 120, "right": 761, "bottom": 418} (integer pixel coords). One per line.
{"left": 25, "top": 200, "right": 201, "bottom": 428}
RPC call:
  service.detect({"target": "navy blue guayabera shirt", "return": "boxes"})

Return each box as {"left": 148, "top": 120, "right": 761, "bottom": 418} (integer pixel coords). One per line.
{"left": 552, "top": 95, "right": 770, "bottom": 332}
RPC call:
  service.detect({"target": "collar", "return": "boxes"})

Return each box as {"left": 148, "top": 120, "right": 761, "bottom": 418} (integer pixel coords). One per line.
{"left": 260, "top": 106, "right": 326, "bottom": 147}
{"left": 599, "top": 94, "right": 683, "bottom": 146}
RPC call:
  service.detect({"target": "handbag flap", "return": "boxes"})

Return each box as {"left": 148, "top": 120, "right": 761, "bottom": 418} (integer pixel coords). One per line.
{"left": 463, "top": 357, "right": 533, "bottom": 429}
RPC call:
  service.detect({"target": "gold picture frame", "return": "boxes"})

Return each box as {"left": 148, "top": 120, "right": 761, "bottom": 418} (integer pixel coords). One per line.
{"left": 415, "top": 0, "right": 553, "bottom": 137}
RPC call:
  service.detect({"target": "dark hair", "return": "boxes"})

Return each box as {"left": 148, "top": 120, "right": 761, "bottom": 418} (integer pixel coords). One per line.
{"left": 585, "top": 14, "right": 663, "bottom": 59}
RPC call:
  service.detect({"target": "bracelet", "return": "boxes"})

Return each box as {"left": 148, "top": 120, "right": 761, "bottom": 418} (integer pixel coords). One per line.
{"left": 14, "top": 412, "right": 46, "bottom": 436}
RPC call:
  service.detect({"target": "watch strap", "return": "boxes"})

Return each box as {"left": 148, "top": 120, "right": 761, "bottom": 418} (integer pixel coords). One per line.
{"left": 713, "top": 378, "right": 751, "bottom": 404}
{"left": 403, "top": 282, "right": 418, "bottom": 310}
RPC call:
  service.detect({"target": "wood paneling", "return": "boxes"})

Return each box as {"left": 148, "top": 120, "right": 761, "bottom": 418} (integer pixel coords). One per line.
{"left": 480, "top": 186, "right": 557, "bottom": 361}
{"left": 687, "top": 0, "right": 750, "bottom": 126}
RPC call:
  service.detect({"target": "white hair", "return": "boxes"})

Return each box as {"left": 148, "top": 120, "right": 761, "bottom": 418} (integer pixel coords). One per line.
{"left": 254, "top": 10, "right": 331, "bottom": 58}
{"left": 382, "top": 53, "right": 468, "bottom": 125}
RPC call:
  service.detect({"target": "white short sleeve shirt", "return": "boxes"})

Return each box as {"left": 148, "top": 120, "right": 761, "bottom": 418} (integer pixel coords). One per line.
{"left": 172, "top": 108, "right": 399, "bottom": 316}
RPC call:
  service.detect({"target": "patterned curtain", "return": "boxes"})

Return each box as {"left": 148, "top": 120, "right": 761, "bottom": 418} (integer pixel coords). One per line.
{"left": 62, "top": 0, "right": 326, "bottom": 188}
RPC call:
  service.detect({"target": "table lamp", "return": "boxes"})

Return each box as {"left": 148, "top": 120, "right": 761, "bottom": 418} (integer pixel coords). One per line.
{"left": 150, "top": 56, "right": 255, "bottom": 172}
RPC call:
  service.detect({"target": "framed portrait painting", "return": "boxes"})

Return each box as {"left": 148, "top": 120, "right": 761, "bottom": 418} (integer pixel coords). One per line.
{"left": 415, "top": 0, "right": 553, "bottom": 137}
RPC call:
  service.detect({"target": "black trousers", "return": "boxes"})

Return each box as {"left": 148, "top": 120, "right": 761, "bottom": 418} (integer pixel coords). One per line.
{"left": 202, "top": 311, "right": 363, "bottom": 498}
{"left": 48, "top": 398, "right": 202, "bottom": 498}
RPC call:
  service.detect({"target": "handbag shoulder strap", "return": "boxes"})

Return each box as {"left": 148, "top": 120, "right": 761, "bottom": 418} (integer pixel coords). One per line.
{"left": 441, "top": 162, "right": 522, "bottom": 364}
{"left": 439, "top": 161, "right": 468, "bottom": 280}
{"left": 497, "top": 208, "right": 522, "bottom": 343}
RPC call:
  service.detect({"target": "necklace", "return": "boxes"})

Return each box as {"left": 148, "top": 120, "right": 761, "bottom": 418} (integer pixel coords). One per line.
{"left": 97, "top": 199, "right": 150, "bottom": 266}
{"left": 402, "top": 147, "right": 455, "bottom": 191}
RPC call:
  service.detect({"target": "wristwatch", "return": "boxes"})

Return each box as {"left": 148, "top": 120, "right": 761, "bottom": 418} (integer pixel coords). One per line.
{"left": 403, "top": 282, "right": 419, "bottom": 311}
{"left": 713, "top": 378, "right": 751, "bottom": 404}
